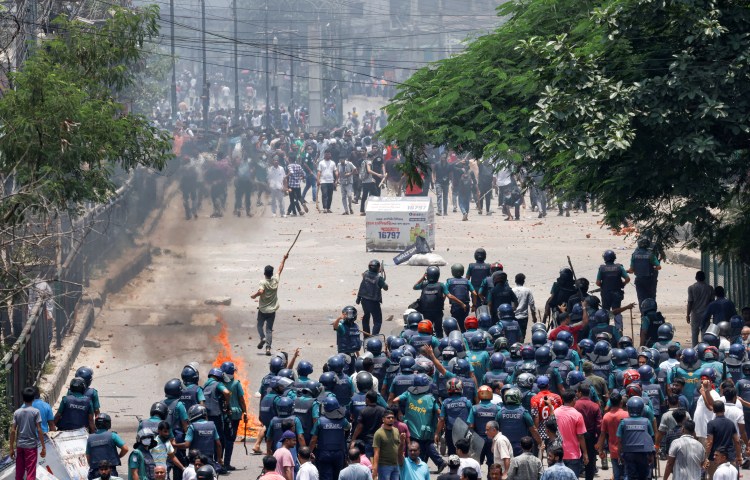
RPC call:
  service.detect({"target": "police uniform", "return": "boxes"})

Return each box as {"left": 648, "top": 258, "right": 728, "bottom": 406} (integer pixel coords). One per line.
{"left": 186, "top": 419, "right": 220, "bottom": 461}
{"left": 357, "top": 270, "right": 387, "bottom": 336}
{"left": 293, "top": 394, "right": 319, "bottom": 445}
{"left": 447, "top": 277, "right": 473, "bottom": 332}
{"left": 496, "top": 405, "right": 534, "bottom": 456}
{"left": 630, "top": 247, "right": 660, "bottom": 307}
{"left": 597, "top": 262, "right": 627, "bottom": 311}
{"left": 369, "top": 354, "right": 391, "bottom": 386}
{"left": 337, "top": 321, "right": 363, "bottom": 374}
{"left": 86, "top": 429, "right": 125, "bottom": 479}
{"left": 472, "top": 400, "right": 499, "bottom": 465}
{"left": 180, "top": 383, "right": 205, "bottom": 411}
{"left": 617, "top": 417, "right": 655, "bottom": 479}
{"left": 312, "top": 415, "right": 350, "bottom": 480}
{"left": 203, "top": 379, "right": 228, "bottom": 451}
{"left": 467, "top": 262, "right": 491, "bottom": 304}
{"left": 56, "top": 393, "right": 93, "bottom": 431}
{"left": 441, "top": 395, "right": 473, "bottom": 455}
{"left": 266, "top": 414, "right": 303, "bottom": 449}
{"left": 641, "top": 312, "right": 666, "bottom": 347}
{"left": 415, "top": 281, "right": 448, "bottom": 338}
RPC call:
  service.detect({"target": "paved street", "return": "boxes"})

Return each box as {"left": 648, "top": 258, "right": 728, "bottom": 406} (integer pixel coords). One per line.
{"left": 60, "top": 176, "right": 695, "bottom": 477}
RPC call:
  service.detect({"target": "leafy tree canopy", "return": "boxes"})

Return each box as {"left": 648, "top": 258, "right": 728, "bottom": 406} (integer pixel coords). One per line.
{"left": 381, "top": 0, "right": 750, "bottom": 262}
{"left": 0, "top": 6, "right": 173, "bottom": 223}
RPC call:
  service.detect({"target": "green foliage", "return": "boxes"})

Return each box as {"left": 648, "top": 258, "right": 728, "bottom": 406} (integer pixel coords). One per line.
{"left": 381, "top": 0, "right": 750, "bottom": 261}
{"left": 0, "top": 6, "right": 173, "bottom": 222}
{"left": 126, "top": 46, "right": 171, "bottom": 115}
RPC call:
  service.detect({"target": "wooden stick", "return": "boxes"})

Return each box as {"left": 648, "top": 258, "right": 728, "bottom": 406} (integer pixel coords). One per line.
{"left": 285, "top": 230, "right": 302, "bottom": 257}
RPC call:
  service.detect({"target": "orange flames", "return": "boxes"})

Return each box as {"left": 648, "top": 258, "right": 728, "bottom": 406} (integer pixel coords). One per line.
{"left": 212, "top": 313, "right": 262, "bottom": 438}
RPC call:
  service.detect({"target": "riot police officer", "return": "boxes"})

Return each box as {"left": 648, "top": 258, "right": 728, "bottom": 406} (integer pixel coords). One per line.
{"left": 467, "top": 248, "right": 491, "bottom": 306}
{"left": 86, "top": 413, "right": 128, "bottom": 480}
{"left": 203, "top": 368, "right": 231, "bottom": 457}
{"left": 310, "top": 397, "right": 350, "bottom": 480}
{"left": 356, "top": 260, "right": 388, "bottom": 335}
{"left": 497, "top": 303, "right": 521, "bottom": 344}
{"left": 333, "top": 306, "right": 363, "bottom": 374}
{"left": 639, "top": 298, "right": 665, "bottom": 347}
{"left": 180, "top": 363, "right": 205, "bottom": 411}
{"left": 447, "top": 263, "right": 475, "bottom": 332}
{"left": 496, "top": 388, "right": 539, "bottom": 456}
{"left": 596, "top": 250, "right": 630, "bottom": 316}
{"left": 472, "top": 386, "right": 500, "bottom": 465}
{"left": 220, "top": 361, "right": 246, "bottom": 470}
{"left": 627, "top": 238, "right": 661, "bottom": 308}
{"left": 75, "top": 366, "right": 101, "bottom": 416}
{"left": 293, "top": 387, "right": 319, "bottom": 446}
{"left": 388, "top": 356, "right": 417, "bottom": 402}
{"left": 363, "top": 338, "right": 390, "bottom": 386}
{"left": 54, "top": 377, "right": 95, "bottom": 432}
{"left": 618, "top": 397, "right": 656, "bottom": 480}
{"left": 327, "top": 355, "right": 355, "bottom": 408}
{"left": 436, "top": 378, "right": 473, "bottom": 456}
{"left": 139, "top": 402, "right": 168, "bottom": 434}
{"left": 265, "top": 397, "right": 304, "bottom": 453}
{"left": 179, "top": 405, "right": 223, "bottom": 472}
{"left": 128, "top": 428, "right": 157, "bottom": 480}
{"left": 414, "top": 266, "right": 466, "bottom": 338}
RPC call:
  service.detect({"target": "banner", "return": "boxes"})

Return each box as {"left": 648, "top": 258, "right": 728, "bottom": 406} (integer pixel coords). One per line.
{"left": 365, "top": 197, "right": 435, "bottom": 252}
{"left": 392, "top": 236, "right": 432, "bottom": 265}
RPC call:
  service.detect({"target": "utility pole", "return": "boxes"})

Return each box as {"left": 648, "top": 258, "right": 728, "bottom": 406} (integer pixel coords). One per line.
{"left": 289, "top": 32, "right": 294, "bottom": 113}
{"left": 264, "top": 0, "right": 271, "bottom": 130}
{"left": 201, "top": 0, "right": 209, "bottom": 130}
{"left": 170, "top": 0, "right": 177, "bottom": 118}
{"left": 308, "top": 20, "right": 322, "bottom": 130}
{"left": 232, "top": 0, "right": 240, "bottom": 123}
{"left": 273, "top": 36, "right": 279, "bottom": 115}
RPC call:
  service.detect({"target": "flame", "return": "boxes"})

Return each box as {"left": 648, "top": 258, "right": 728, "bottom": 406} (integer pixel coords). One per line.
{"left": 212, "top": 313, "right": 262, "bottom": 438}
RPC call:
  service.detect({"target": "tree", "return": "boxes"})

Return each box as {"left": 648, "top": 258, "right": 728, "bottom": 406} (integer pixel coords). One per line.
{"left": 381, "top": 0, "right": 750, "bottom": 261}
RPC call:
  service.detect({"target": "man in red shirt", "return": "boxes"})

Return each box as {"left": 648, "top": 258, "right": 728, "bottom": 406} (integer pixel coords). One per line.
{"left": 530, "top": 376, "right": 562, "bottom": 431}
{"left": 574, "top": 383, "right": 602, "bottom": 480}
{"left": 596, "top": 392, "right": 629, "bottom": 480}
{"left": 548, "top": 302, "right": 590, "bottom": 349}
{"left": 554, "top": 389, "right": 588, "bottom": 476}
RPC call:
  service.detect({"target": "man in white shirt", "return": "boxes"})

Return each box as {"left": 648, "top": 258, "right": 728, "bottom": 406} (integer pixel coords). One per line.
{"left": 712, "top": 447, "right": 739, "bottom": 480}
{"left": 486, "top": 421, "right": 513, "bottom": 476}
{"left": 267, "top": 156, "right": 286, "bottom": 218}
{"left": 455, "top": 439, "right": 480, "bottom": 478}
{"left": 694, "top": 376, "right": 721, "bottom": 443}
{"left": 316, "top": 150, "right": 338, "bottom": 213}
{"left": 511, "top": 273, "right": 537, "bottom": 342}
{"left": 720, "top": 387, "right": 748, "bottom": 445}
{"left": 296, "top": 447, "right": 318, "bottom": 480}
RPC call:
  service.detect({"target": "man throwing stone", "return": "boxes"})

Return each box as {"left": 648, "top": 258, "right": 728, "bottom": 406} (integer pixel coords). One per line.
{"left": 252, "top": 254, "right": 288, "bottom": 356}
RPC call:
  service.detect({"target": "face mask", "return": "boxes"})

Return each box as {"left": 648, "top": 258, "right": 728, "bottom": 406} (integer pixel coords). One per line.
{"left": 141, "top": 438, "right": 152, "bottom": 447}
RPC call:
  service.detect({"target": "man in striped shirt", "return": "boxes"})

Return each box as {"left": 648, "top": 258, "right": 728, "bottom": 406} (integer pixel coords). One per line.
{"left": 286, "top": 156, "right": 306, "bottom": 217}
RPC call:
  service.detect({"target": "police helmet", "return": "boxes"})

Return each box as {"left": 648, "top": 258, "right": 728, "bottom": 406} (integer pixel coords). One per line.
{"left": 637, "top": 349, "right": 653, "bottom": 365}
{"left": 297, "top": 360, "right": 314, "bottom": 377}
{"left": 196, "top": 466, "right": 214, "bottom": 480}
{"left": 319, "top": 372, "right": 337, "bottom": 390}
{"left": 640, "top": 298, "right": 657, "bottom": 314}
{"left": 425, "top": 266, "right": 440, "bottom": 283}
{"left": 418, "top": 320, "right": 433, "bottom": 334}
{"left": 504, "top": 387, "right": 522, "bottom": 405}
{"left": 220, "top": 362, "right": 236, "bottom": 376}
{"left": 518, "top": 361, "right": 537, "bottom": 375}
{"left": 406, "top": 311, "right": 424, "bottom": 328}
{"left": 494, "top": 337, "right": 509, "bottom": 351}
{"left": 657, "top": 323, "right": 674, "bottom": 342}
{"left": 625, "top": 383, "right": 642, "bottom": 398}
{"left": 276, "top": 396, "right": 294, "bottom": 416}
{"left": 521, "top": 345, "right": 536, "bottom": 361}
{"left": 552, "top": 340, "right": 569, "bottom": 359}
{"left": 516, "top": 373, "right": 536, "bottom": 390}
{"left": 451, "top": 263, "right": 465, "bottom": 277}
{"left": 637, "top": 365, "right": 654, "bottom": 382}
{"left": 402, "top": 345, "right": 418, "bottom": 358}
{"left": 368, "top": 259, "right": 381, "bottom": 273}
{"left": 443, "top": 317, "right": 459, "bottom": 334}
{"left": 742, "top": 362, "right": 750, "bottom": 378}
{"left": 278, "top": 368, "right": 295, "bottom": 380}
{"left": 491, "top": 262, "right": 504, "bottom": 272}
{"left": 354, "top": 357, "right": 366, "bottom": 373}
{"left": 617, "top": 336, "right": 634, "bottom": 349}
{"left": 489, "top": 352, "right": 506, "bottom": 371}
{"left": 602, "top": 250, "right": 616, "bottom": 263}
{"left": 718, "top": 321, "right": 731, "bottom": 338}
{"left": 322, "top": 397, "right": 341, "bottom": 413}
{"left": 509, "top": 342, "right": 524, "bottom": 360}
{"left": 695, "top": 343, "right": 709, "bottom": 360}
{"left": 449, "top": 339, "right": 466, "bottom": 357}
{"left": 69, "top": 377, "right": 87, "bottom": 394}
{"left": 355, "top": 372, "right": 374, "bottom": 392}
{"left": 150, "top": 401, "right": 168, "bottom": 420}
{"left": 399, "top": 356, "right": 416, "bottom": 373}
{"left": 469, "top": 334, "right": 486, "bottom": 351}
{"left": 474, "top": 248, "right": 487, "bottom": 262}
{"left": 487, "top": 325, "right": 503, "bottom": 341}
{"left": 530, "top": 331, "right": 547, "bottom": 348}
{"left": 389, "top": 337, "right": 406, "bottom": 351}
{"left": 477, "top": 312, "right": 493, "bottom": 330}
{"left": 578, "top": 338, "right": 595, "bottom": 355}
{"left": 536, "top": 375, "right": 550, "bottom": 389}
{"left": 595, "top": 331, "right": 613, "bottom": 345}
{"left": 413, "top": 373, "right": 431, "bottom": 388}
{"left": 556, "top": 330, "right": 574, "bottom": 347}
{"left": 464, "top": 316, "right": 479, "bottom": 330}
{"left": 531, "top": 323, "right": 547, "bottom": 334}
{"left": 478, "top": 385, "right": 493, "bottom": 401}
{"left": 535, "top": 346, "right": 552, "bottom": 365}
{"left": 575, "top": 278, "right": 590, "bottom": 292}
{"left": 571, "top": 304, "right": 584, "bottom": 320}
{"left": 622, "top": 369, "right": 640, "bottom": 386}
{"left": 208, "top": 368, "right": 224, "bottom": 380}
{"left": 624, "top": 347, "right": 638, "bottom": 365}
{"left": 441, "top": 346, "right": 457, "bottom": 362}
{"left": 567, "top": 371, "right": 585, "bottom": 387}
{"left": 593, "top": 340, "right": 612, "bottom": 357}
{"left": 728, "top": 344, "right": 746, "bottom": 364}
{"left": 415, "top": 359, "right": 435, "bottom": 377}
{"left": 681, "top": 347, "right": 699, "bottom": 367}
{"left": 164, "top": 378, "right": 183, "bottom": 398}
{"left": 700, "top": 367, "right": 717, "bottom": 383}
{"left": 95, "top": 413, "right": 111, "bottom": 430}
{"left": 327, "top": 355, "right": 345, "bottom": 374}
{"left": 402, "top": 308, "right": 418, "bottom": 326}
{"left": 497, "top": 304, "right": 514, "bottom": 319}
{"left": 703, "top": 327, "right": 720, "bottom": 348}
{"left": 585, "top": 296, "right": 601, "bottom": 310}
{"left": 75, "top": 367, "right": 94, "bottom": 387}
{"left": 269, "top": 355, "right": 286, "bottom": 374}
{"left": 703, "top": 346, "right": 719, "bottom": 362}
{"left": 454, "top": 359, "right": 471, "bottom": 376}
{"left": 447, "top": 377, "right": 463, "bottom": 394}
{"left": 637, "top": 238, "right": 651, "bottom": 249}
{"left": 136, "top": 427, "right": 156, "bottom": 444}
{"left": 731, "top": 315, "right": 744, "bottom": 337}
{"left": 181, "top": 365, "right": 199, "bottom": 384}
{"left": 559, "top": 268, "right": 573, "bottom": 280}
{"left": 593, "top": 309, "right": 610, "bottom": 325}
{"left": 187, "top": 404, "right": 207, "bottom": 422}
{"left": 626, "top": 396, "right": 645, "bottom": 416}
{"left": 342, "top": 305, "right": 358, "bottom": 321}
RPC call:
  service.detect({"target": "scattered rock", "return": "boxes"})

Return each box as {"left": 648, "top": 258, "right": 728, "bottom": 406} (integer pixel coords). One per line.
{"left": 386, "top": 315, "right": 394, "bottom": 322}
{"left": 99, "top": 359, "right": 105, "bottom": 363}
{"left": 205, "top": 296, "right": 232, "bottom": 306}
{"left": 152, "top": 247, "right": 162, "bottom": 256}
{"left": 84, "top": 339, "right": 101, "bottom": 348}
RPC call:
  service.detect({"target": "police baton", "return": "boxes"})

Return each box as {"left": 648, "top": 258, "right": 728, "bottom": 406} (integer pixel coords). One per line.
{"left": 629, "top": 305, "right": 635, "bottom": 339}
{"left": 566, "top": 256, "right": 586, "bottom": 304}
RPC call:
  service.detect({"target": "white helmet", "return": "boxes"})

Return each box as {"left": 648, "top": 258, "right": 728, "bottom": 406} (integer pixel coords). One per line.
{"left": 403, "top": 308, "right": 417, "bottom": 325}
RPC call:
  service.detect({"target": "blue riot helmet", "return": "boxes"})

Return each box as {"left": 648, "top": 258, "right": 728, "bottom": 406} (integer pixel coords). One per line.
{"left": 518, "top": 362, "right": 537, "bottom": 375}
{"left": 322, "top": 397, "right": 341, "bottom": 413}
{"left": 220, "top": 361, "right": 236, "bottom": 375}
{"left": 469, "top": 334, "right": 486, "bottom": 351}
{"left": 276, "top": 397, "right": 294, "bottom": 416}
{"left": 703, "top": 325, "right": 721, "bottom": 348}
{"left": 637, "top": 349, "right": 653, "bottom": 366}
{"left": 593, "top": 341, "right": 612, "bottom": 358}
{"left": 449, "top": 339, "right": 466, "bottom": 358}
{"left": 578, "top": 339, "right": 595, "bottom": 355}
{"left": 327, "top": 355, "right": 345, "bottom": 374}
{"left": 489, "top": 352, "right": 506, "bottom": 370}
{"left": 402, "top": 345, "right": 418, "bottom": 358}
{"left": 487, "top": 325, "right": 503, "bottom": 341}
{"left": 441, "top": 347, "right": 457, "bottom": 363}
{"left": 593, "top": 309, "right": 610, "bottom": 325}
{"left": 531, "top": 323, "right": 547, "bottom": 334}
{"left": 497, "top": 303, "right": 514, "bottom": 320}
{"left": 611, "top": 348, "right": 629, "bottom": 367}
{"left": 75, "top": 367, "right": 94, "bottom": 387}
{"left": 535, "top": 346, "right": 552, "bottom": 365}
{"left": 390, "top": 337, "right": 406, "bottom": 351}
{"left": 353, "top": 357, "right": 365, "bottom": 373}
{"left": 509, "top": 343, "right": 523, "bottom": 360}
{"left": 700, "top": 367, "right": 717, "bottom": 383}
{"left": 164, "top": 378, "right": 183, "bottom": 398}
{"left": 718, "top": 321, "right": 731, "bottom": 339}
{"left": 624, "top": 347, "right": 638, "bottom": 366}
{"left": 640, "top": 298, "right": 657, "bottom": 314}
{"left": 595, "top": 332, "right": 613, "bottom": 345}
{"left": 727, "top": 344, "right": 746, "bottom": 365}
{"left": 438, "top": 337, "right": 450, "bottom": 352}
{"left": 730, "top": 315, "right": 744, "bottom": 338}
{"left": 570, "top": 304, "right": 584, "bottom": 321}
{"left": 626, "top": 396, "right": 645, "bottom": 417}
{"left": 355, "top": 372, "right": 374, "bottom": 392}
{"left": 269, "top": 355, "right": 285, "bottom": 374}
{"left": 181, "top": 365, "right": 199, "bottom": 384}
{"left": 365, "top": 338, "right": 383, "bottom": 356}
{"left": 617, "top": 336, "right": 634, "bottom": 349}
{"left": 695, "top": 343, "right": 709, "bottom": 361}
{"left": 681, "top": 348, "right": 699, "bottom": 368}
{"left": 443, "top": 317, "right": 459, "bottom": 335}
{"left": 454, "top": 359, "right": 471, "bottom": 376}
{"left": 657, "top": 324, "right": 674, "bottom": 342}
{"left": 556, "top": 330, "right": 574, "bottom": 348}
{"left": 521, "top": 345, "right": 536, "bottom": 361}
{"left": 478, "top": 312, "right": 493, "bottom": 330}
{"left": 319, "top": 372, "right": 337, "bottom": 391}
{"left": 531, "top": 331, "right": 548, "bottom": 348}
{"left": 425, "top": 266, "right": 440, "bottom": 283}
{"left": 567, "top": 370, "right": 585, "bottom": 387}
{"left": 602, "top": 250, "right": 616, "bottom": 263}
{"left": 389, "top": 348, "right": 405, "bottom": 364}
{"left": 406, "top": 311, "right": 424, "bottom": 328}
{"left": 637, "top": 365, "right": 654, "bottom": 383}
{"left": 297, "top": 361, "right": 314, "bottom": 377}
{"left": 277, "top": 368, "right": 295, "bottom": 381}
{"left": 552, "top": 340, "right": 569, "bottom": 359}
{"left": 399, "top": 356, "right": 416, "bottom": 373}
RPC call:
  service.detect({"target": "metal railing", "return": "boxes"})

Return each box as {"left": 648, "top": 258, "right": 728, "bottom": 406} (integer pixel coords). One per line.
{"left": 701, "top": 252, "right": 750, "bottom": 311}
